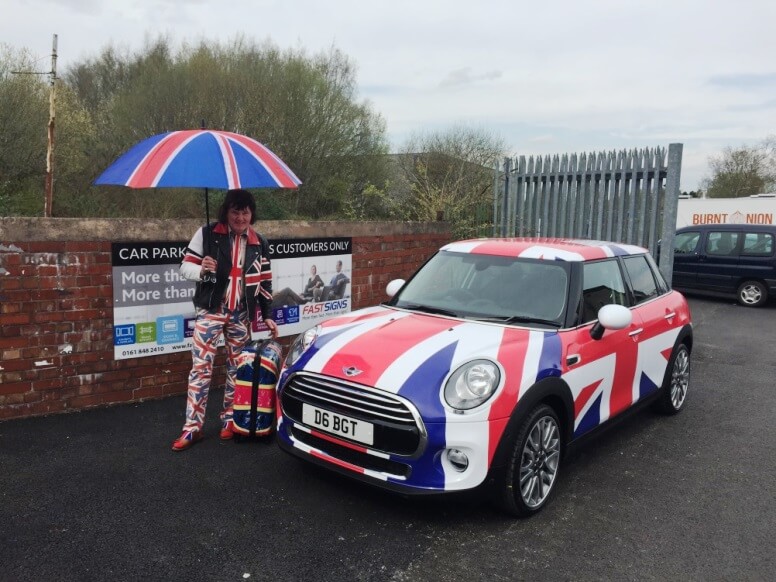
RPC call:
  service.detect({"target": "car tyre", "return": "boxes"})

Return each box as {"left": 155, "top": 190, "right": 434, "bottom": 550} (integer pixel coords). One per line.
{"left": 495, "top": 404, "right": 562, "bottom": 517}
{"left": 737, "top": 280, "right": 768, "bottom": 307}
{"left": 656, "top": 344, "right": 690, "bottom": 415}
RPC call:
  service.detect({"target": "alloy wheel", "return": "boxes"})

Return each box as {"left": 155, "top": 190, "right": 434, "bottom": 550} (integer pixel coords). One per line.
{"left": 519, "top": 416, "right": 561, "bottom": 508}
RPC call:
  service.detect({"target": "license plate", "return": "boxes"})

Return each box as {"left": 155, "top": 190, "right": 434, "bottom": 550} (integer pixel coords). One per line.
{"left": 302, "top": 404, "right": 374, "bottom": 445}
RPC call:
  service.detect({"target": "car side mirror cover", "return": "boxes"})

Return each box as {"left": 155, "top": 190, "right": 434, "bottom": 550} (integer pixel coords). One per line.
{"left": 590, "top": 304, "right": 633, "bottom": 340}
{"left": 386, "top": 279, "right": 405, "bottom": 297}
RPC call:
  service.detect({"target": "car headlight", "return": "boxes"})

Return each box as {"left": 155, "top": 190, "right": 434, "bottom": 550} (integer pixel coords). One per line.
{"left": 444, "top": 360, "right": 500, "bottom": 410}
{"left": 284, "top": 325, "right": 320, "bottom": 367}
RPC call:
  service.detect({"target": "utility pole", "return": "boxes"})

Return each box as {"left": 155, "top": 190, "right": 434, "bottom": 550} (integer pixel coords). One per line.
{"left": 11, "top": 34, "right": 58, "bottom": 217}
{"left": 44, "top": 34, "right": 58, "bottom": 217}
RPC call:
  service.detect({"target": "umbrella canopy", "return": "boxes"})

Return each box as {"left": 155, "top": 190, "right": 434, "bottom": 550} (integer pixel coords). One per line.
{"left": 94, "top": 129, "right": 301, "bottom": 190}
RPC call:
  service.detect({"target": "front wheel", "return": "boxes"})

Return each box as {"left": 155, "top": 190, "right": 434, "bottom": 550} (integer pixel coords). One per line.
{"left": 737, "top": 280, "right": 768, "bottom": 307}
{"left": 495, "top": 404, "right": 562, "bottom": 517}
{"left": 656, "top": 344, "right": 691, "bottom": 415}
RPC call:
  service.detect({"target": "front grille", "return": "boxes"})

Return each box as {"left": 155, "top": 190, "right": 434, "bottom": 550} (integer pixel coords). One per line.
{"left": 281, "top": 372, "right": 424, "bottom": 456}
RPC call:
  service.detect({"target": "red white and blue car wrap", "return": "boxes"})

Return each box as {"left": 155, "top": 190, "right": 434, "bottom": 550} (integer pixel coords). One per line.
{"left": 275, "top": 238, "right": 692, "bottom": 494}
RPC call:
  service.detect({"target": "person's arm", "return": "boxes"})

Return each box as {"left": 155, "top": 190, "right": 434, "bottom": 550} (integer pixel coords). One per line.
{"left": 180, "top": 227, "right": 208, "bottom": 281}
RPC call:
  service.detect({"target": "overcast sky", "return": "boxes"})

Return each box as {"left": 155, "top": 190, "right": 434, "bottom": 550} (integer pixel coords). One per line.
{"left": 3, "top": 0, "right": 776, "bottom": 191}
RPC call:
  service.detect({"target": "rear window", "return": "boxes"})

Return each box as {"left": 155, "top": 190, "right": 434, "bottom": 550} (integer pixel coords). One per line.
{"left": 742, "top": 232, "right": 774, "bottom": 256}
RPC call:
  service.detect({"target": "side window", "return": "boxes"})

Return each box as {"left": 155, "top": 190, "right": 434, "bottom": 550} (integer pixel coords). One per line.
{"left": 674, "top": 232, "right": 700, "bottom": 253}
{"left": 581, "top": 260, "right": 627, "bottom": 324}
{"left": 742, "top": 232, "right": 774, "bottom": 256}
{"left": 706, "top": 231, "right": 740, "bottom": 256}
{"left": 644, "top": 253, "right": 669, "bottom": 293}
{"left": 623, "top": 255, "right": 659, "bottom": 304}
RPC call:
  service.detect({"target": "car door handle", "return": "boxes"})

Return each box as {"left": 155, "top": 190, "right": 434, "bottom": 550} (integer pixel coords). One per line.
{"left": 628, "top": 328, "right": 644, "bottom": 337}
{"left": 566, "top": 354, "right": 581, "bottom": 366}
{"left": 664, "top": 312, "right": 676, "bottom": 320}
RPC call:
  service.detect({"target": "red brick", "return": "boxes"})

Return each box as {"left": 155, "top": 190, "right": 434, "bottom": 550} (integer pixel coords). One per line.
{"left": 0, "top": 278, "right": 22, "bottom": 291}
{"left": 133, "top": 386, "right": 165, "bottom": 399}
{"left": 32, "top": 378, "right": 64, "bottom": 391}
{"left": 0, "top": 381, "right": 31, "bottom": 395}
{"left": 0, "top": 393, "right": 26, "bottom": 406}
{"left": 37, "top": 265, "right": 60, "bottom": 277}
{"left": 0, "top": 313, "right": 31, "bottom": 325}
{"left": 68, "top": 394, "right": 102, "bottom": 408}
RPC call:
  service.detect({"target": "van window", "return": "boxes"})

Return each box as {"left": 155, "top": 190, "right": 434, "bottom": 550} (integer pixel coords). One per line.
{"left": 674, "top": 231, "right": 700, "bottom": 253}
{"left": 742, "top": 232, "right": 774, "bottom": 256}
{"left": 706, "top": 231, "right": 740, "bottom": 256}
{"left": 581, "top": 259, "right": 627, "bottom": 323}
{"left": 622, "top": 255, "right": 659, "bottom": 304}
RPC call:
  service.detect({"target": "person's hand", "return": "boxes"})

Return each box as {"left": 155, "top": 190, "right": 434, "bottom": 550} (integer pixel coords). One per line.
{"left": 201, "top": 256, "right": 217, "bottom": 276}
{"left": 264, "top": 318, "right": 278, "bottom": 339}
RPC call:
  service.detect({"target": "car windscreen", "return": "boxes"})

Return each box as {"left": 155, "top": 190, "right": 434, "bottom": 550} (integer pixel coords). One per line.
{"left": 392, "top": 251, "right": 569, "bottom": 327}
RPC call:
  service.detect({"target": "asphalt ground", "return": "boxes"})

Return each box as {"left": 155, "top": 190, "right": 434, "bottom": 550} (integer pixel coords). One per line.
{"left": 1, "top": 296, "right": 775, "bottom": 582}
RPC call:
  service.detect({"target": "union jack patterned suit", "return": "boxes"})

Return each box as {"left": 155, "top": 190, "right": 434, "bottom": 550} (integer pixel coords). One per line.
{"left": 179, "top": 222, "right": 273, "bottom": 433}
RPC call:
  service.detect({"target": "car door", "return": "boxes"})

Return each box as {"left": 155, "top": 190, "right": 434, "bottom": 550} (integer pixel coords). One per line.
{"left": 696, "top": 230, "right": 742, "bottom": 292}
{"left": 738, "top": 230, "right": 776, "bottom": 280}
{"left": 672, "top": 230, "right": 702, "bottom": 289}
{"left": 562, "top": 258, "right": 645, "bottom": 439}
{"left": 620, "top": 254, "right": 683, "bottom": 405}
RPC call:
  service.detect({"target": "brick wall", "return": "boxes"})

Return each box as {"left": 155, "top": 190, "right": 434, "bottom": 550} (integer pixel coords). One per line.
{"left": 0, "top": 218, "right": 451, "bottom": 420}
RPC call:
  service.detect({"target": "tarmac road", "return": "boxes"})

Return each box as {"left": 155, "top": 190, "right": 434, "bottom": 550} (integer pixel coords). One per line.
{"left": 1, "top": 296, "right": 774, "bottom": 582}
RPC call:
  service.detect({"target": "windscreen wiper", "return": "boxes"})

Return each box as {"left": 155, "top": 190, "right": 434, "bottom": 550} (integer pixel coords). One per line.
{"left": 477, "top": 315, "right": 562, "bottom": 328}
{"left": 399, "top": 303, "right": 459, "bottom": 318}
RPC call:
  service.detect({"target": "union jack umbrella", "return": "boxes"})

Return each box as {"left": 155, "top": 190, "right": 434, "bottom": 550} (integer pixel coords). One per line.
{"left": 94, "top": 129, "right": 301, "bottom": 190}
{"left": 94, "top": 128, "right": 301, "bottom": 227}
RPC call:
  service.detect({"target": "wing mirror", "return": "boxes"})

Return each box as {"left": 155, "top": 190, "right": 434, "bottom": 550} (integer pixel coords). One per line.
{"left": 590, "top": 304, "right": 632, "bottom": 340}
{"left": 386, "top": 279, "right": 405, "bottom": 297}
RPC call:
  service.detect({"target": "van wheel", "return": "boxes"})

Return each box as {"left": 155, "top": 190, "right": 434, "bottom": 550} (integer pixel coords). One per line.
{"left": 737, "top": 280, "right": 767, "bottom": 307}
{"left": 494, "top": 404, "right": 562, "bottom": 517}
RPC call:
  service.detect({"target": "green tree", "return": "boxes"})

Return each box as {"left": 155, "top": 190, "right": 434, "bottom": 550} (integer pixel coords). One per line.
{"left": 703, "top": 138, "right": 776, "bottom": 198}
{"left": 60, "top": 37, "right": 389, "bottom": 219}
{"left": 0, "top": 45, "right": 48, "bottom": 215}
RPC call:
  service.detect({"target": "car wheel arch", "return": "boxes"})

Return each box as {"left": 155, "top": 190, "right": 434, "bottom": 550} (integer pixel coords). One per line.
{"left": 488, "top": 376, "right": 574, "bottom": 472}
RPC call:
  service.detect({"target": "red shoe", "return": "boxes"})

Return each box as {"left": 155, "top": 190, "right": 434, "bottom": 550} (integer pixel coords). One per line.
{"left": 220, "top": 421, "right": 234, "bottom": 441}
{"left": 171, "top": 430, "right": 203, "bottom": 451}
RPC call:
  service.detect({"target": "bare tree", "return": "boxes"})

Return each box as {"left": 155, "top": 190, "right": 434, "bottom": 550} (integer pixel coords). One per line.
{"left": 703, "top": 137, "right": 776, "bottom": 198}
{"left": 393, "top": 126, "right": 506, "bottom": 237}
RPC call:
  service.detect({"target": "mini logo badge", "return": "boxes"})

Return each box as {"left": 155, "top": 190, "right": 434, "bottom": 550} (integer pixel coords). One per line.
{"left": 343, "top": 366, "right": 363, "bottom": 377}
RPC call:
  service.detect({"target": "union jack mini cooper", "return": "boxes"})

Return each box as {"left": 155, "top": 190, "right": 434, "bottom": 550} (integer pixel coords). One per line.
{"left": 276, "top": 238, "right": 693, "bottom": 516}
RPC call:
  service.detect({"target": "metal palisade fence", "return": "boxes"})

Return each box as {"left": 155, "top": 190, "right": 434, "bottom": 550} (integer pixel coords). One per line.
{"left": 493, "top": 143, "right": 683, "bottom": 285}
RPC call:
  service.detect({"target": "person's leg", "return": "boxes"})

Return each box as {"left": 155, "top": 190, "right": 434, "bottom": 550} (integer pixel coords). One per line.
{"left": 222, "top": 308, "right": 251, "bottom": 426}
{"left": 182, "top": 308, "right": 228, "bottom": 433}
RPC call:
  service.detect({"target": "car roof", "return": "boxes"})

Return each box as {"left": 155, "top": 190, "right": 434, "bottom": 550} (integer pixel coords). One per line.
{"left": 441, "top": 238, "right": 648, "bottom": 262}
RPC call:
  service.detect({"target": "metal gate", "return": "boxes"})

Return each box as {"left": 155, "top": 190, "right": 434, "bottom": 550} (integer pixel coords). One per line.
{"left": 493, "top": 143, "right": 683, "bottom": 284}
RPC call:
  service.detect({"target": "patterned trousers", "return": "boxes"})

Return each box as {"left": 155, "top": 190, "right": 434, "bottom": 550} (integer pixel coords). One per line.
{"left": 183, "top": 305, "right": 250, "bottom": 432}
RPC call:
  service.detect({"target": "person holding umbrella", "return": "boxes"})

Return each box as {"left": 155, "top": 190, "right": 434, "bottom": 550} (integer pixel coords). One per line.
{"left": 172, "top": 188, "right": 279, "bottom": 451}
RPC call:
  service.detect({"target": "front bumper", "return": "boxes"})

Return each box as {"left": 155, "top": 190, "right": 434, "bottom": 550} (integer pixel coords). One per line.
{"left": 276, "top": 413, "right": 495, "bottom": 493}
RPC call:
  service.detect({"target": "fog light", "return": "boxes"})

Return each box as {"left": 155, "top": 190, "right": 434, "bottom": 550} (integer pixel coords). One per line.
{"left": 446, "top": 448, "right": 469, "bottom": 472}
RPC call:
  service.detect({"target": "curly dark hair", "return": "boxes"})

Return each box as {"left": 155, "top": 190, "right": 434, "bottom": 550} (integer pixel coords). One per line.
{"left": 217, "top": 189, "right": 256, "bottom": 224}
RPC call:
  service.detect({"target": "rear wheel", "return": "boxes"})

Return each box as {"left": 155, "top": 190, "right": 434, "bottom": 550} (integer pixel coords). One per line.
{"left": 656, "top": 344, "right": 690, "bottom": 415}
{"left": 495, "top": 404, "right": 562, "bottom": 517}
{"left": 737, "top": 280, "right": 768, "bottom": 307}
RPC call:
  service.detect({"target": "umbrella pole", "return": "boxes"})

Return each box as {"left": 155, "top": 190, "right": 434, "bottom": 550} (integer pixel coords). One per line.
{"left": 203, "top": 187, "right": 215, "bottom": 283}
